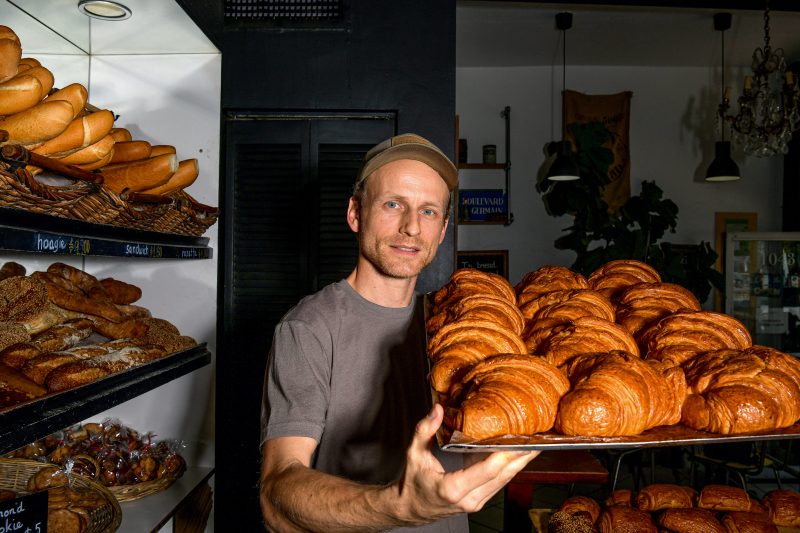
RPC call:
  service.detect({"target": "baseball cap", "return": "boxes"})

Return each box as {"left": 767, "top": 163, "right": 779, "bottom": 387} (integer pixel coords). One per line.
{"left": 356, "top": 133, "right": 458, "bottom": 191}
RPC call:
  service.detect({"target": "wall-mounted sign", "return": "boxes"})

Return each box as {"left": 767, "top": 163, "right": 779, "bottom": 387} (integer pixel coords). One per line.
{"left": 458, "top": 189, "right": 507, "bottom": 223}
{"left": 0, "top": 490, "right": 47, "bottom": 533}
{"left": 456, "top": 250, "right": 509, "bottom": 279}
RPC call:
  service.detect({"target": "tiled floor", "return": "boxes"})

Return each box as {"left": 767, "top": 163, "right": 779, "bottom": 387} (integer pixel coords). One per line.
{"left": 467, "top": 446, "right": 800, "bottom": 533}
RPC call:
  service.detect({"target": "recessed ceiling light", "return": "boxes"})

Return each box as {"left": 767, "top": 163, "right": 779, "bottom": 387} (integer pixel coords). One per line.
{"left": 77, "top": 0, "right": 132, "bottom": 21}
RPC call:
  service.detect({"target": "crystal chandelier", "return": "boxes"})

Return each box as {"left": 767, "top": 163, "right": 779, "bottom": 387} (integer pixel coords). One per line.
{"left": 721, "top": 1, "right": 800, "bottom": 157}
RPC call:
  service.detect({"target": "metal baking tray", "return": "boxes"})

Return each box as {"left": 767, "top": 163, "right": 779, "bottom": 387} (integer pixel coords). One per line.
{"left": 437, "top": 421, "right": 800, "bottom": 452}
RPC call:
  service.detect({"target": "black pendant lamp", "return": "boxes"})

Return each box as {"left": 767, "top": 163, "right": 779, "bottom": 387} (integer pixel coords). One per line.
{"left": 547, "top": 12, "right": 580, "bottom": 182}
{"left": 706, "top": 13, "right": 741, "bottom": 182}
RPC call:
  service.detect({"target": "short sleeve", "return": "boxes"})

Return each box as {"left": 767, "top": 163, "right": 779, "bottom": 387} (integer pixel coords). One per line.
{"left": 260, "top": 319, "right": 332, "bottom": 444}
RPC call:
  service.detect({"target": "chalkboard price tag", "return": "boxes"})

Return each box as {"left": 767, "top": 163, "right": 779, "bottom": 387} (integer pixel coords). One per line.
{"left": 0, "top": 491, "right": 48, "bottom": 533}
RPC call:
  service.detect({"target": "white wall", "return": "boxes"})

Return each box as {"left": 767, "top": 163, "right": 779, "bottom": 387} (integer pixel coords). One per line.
{"left": 456, "top": 65, "right": 783, "bottom": 287}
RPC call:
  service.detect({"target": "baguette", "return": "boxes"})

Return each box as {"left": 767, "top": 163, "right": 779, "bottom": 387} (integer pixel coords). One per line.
{"left": 0, "top": 362, "right": 46, "bottom": 398}
{"left": 109, "top": 127, "right": 132, "bottom": 142}
{"left": 0, "top": 74, "right": 42, "bottom": 115}
{"left": 108, "top": 140, "right": 151, "bottom": 163}
{"left": 75, "top": 149, "right": 113, "bottom": 171}
{"left": 140, "top": 158, "right": 198, "bottom": 195}
{"left": 149, "top": 144, "right": 176, "bottom": 157}
{"left": 57, "top": 133, "right": 115, "bottom": 165}
{"left": 45, "top": 83, "right": 88, "bottom": 119}
{"left": 0, "top": 99, "right": 74, "bottom": 146}
{"left": 17, "top": 66, "right": 53, "bottom": 99}
{"left": 0, "top": 38, "right": 21, "bottom": 84}
{"left": 99, "top": 153, "right": 177, "bottom": 193}
{"left": 33, "top": 109, "right": 115, "bottom": 157}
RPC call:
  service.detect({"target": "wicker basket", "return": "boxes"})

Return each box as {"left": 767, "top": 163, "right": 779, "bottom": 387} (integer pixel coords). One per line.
{"left": 0, "top": 458, "right": 121, "bottom": 533}
{"left": 0, "top": 164, "right": 218, "bottom": 237}
{"left": 106, "top": 474, "right": 180, "bottom": 502}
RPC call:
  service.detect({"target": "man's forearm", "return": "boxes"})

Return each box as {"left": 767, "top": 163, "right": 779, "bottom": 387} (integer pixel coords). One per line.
{"left": 261, "top": 461, "right": 421, "bottom": 533}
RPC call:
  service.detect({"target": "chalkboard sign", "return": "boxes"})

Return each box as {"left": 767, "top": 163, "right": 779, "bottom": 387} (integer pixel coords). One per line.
{"left": 0, "top": 490, "right": 47, "bottom": 533}
{"left": 456, "top": 250, "right": 509, "bottom": 279}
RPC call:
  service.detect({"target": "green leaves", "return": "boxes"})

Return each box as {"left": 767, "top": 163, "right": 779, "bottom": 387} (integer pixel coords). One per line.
{"left": 537, "top": 120, "right": 723, "bottom": 303}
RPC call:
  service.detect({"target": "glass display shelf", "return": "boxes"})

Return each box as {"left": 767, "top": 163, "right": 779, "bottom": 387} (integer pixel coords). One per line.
{"left": 0, "top": 206, "right": 212, "bottom": 259}
{"left": 0, "top": 344, "right": 211, "bottom": 456}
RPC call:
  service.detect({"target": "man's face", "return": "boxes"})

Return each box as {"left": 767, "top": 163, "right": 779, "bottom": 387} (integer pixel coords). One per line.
{"left": 348, "top": 159, "right": 450, "bottom": 280}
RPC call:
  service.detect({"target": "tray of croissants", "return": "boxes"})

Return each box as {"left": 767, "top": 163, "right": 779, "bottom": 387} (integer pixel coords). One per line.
{"left": 534, "top": 483, "right": 800, "bottom": 533}
{"left": 427, "top": 259, "right": 800, "bottom": 450}
{"left": 0, "top": 259, "right": 198, "bottom": 414}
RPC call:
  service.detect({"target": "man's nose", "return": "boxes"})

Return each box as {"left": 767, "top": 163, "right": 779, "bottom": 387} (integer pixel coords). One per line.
{"left": 401, "top": 211, "right": 421, "bottom": 236}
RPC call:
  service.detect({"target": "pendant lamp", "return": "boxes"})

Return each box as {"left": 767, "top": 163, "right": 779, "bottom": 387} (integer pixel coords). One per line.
{"left": 547, "top": 12, "right": 580, "bottom": 182}
{"left": 706, "top": 13, "right": 741, "bottom": 182}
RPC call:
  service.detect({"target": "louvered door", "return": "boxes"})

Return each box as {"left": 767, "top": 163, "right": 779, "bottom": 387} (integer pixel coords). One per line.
{"left": 218, "top": 112, "right": 395, "bottom": 525}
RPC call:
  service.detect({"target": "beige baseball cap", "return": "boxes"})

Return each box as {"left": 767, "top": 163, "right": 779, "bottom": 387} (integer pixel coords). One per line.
{"left": 356, "top": 133, "right": 458, "bottom": 191}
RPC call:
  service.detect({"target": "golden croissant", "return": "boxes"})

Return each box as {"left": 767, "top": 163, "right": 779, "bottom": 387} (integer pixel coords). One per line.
{"left": 588, "top": 259, "right": 661, "bottom": 301}
{"left": 448, "top": 353, "right": 569, "bottom": 440}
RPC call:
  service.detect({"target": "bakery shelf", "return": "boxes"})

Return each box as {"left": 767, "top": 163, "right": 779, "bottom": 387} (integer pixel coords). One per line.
{"left": 0, "top": 344, "right": 211, "bottom": 456}
{"left": 0, "top": 206, "right": 212, "bottom": 259}
{"left": 118, "top": 466, "right": 215, "bottom": 533}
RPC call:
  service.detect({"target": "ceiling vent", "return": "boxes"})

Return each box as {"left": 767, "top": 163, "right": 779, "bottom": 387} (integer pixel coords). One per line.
{"left": 224, "top": 0, "right": 345, "bottom": 28}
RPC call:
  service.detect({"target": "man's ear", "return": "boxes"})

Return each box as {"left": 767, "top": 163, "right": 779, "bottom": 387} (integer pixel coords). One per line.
{"left": 438, "top": 216, "right": 449, "bottom": 245}
{"left": 346, "top": 196, "right": 360, "bottom": 233}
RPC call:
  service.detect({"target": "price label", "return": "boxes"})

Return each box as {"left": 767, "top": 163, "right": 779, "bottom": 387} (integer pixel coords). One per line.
{"left": 32, "top": 233, "right": 90, "bottom": 256}
{"left": 0, "top": 491, "right": 47, "bottom": 533}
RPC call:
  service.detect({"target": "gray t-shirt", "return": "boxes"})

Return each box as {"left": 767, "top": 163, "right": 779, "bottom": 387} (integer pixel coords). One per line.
{"left": 262, "top": 280, "right": 466, "bottom": 532}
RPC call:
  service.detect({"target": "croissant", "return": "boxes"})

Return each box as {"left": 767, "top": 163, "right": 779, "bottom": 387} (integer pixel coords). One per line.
{"left": 719, "top": 512, "right": 778, "bottom": 533}
{"left": 555, "top": 350, "right": 686, "bottom": 437}
{"left": 681, "top": 347, "right": 800, "bottom": 434}
{"left": 529, "top": 316, "right": 639, "bottom": 368}
{"left": 615, "top": 282, "right": 701, "bottom": 338}
{"left": 639, "top": 310, "right": 752, "bottom": 365}
{"left": 588, "top": 259, "right": 661, "bottom": 301}
{"left": 605, "top": 489, "right": 633, "bottom": 507}
{"left": 515, "top": 265, "right": 589, "bottom": 300}
{"left": 426, "top": 294, "right": 524, "bottom": 336}
{"left": 657, "top": 508, "right": 725, "bottom": 533}
{"left": 432, "top": 268, "right": 515, "bottom": 314}
{"left": 636, "top": 483, "right": 697, "bottom": 511}
{"left": 519, "top": 289, "right": 614, "bottom": 324}
{"left": 427, "top": 319, "right": 526, "bottom": 360}
{"left": 597, "top": 506, "right": 657, "bottom": 533}
{"left": 448, "top": 354, "right": 569, "bottom": 440}
{"left": 762, "top": 489, "right": 800, "bottom": 526}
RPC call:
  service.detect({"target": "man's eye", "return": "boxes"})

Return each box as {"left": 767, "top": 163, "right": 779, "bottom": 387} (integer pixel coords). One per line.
{"left": 386, "top": 201, "right": 399, "bottom": 209}
{"left": 422, "top": 208, "right": 436, "bottom": 216}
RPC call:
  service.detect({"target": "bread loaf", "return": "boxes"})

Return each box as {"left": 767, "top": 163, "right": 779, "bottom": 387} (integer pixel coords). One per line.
{"left": 0, "top": 74, "right": 42, "bottom": 115}
{"left": 15, "top": 57, "right": 40, "bottom": 72}
{"left": 762, "top": 489, "right": 800, "bottom": 526}
{"left": 108, "top": 140, "right": 152, "bottom": 163}
{"left": 636, "top": 483, "right": 697, "bottom": 511}
{"left": 0, "top": 37, "right": 21, "bottom": 84}
{"left": 45, "top": 345, "right": 166, "bottom": 391}
{"left": 95, "top": 277, "right": 142, "bottom": 305}
{"left": 547, "top": 511, "right": 595, "bottom": 533}
{"left": 45, "top": 83, "right": 88, "bottom": 118}
{"left": 558, "top": 495, "right": 601, "bottom": 523}
{"left": 0, "top": 342, "right": 41, "bottom": 369}
{"left": 719, "top": 511, "right": 777, "bottom": 533}
{"left": 149, "top": 144, "right": 176, "bottom": 157}
{"left": 108, "top": 127, "right": 132, "bottom": 142}
{"left": 33, "top": 109, "right": 115, "bottom": 157}
{"left": 697, "top": 484, "right": 752, "bottom": 512}
{"left": 0, "top": 261, "right": 25, "bottom": 280}
{"left": 17, "top": 65, "right": 53, "bottom": 98}
{"left": 30, "top": 318, "right": 93, "bottom": 352}
{"left": 99, "top": 153, "right": 178, "bottom": 193}
{"left": 598, "top": 506, "right": 657, "bottom": 533}
{"left": 139, "top": 158, "right": 199, "bottom": 195}
{"left": 605, "top": 489, "right": 633, "bottom": 507}
{"left": 56, "top": 133, "right": 115, "bottom": 165}
{"left": 0, "top": 99, "right": 74, "bottom": 146}
{"left": 75, "top": 149, "right": 113, "bottom": 170}
{"left": 0, "top": 361, "right": 46, "bottom": 398}
{"left": 657, "top": 508, "right": 725, "bottom": 533}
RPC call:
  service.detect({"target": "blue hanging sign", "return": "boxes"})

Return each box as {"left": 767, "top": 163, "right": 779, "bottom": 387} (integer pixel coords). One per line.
{"left": 458, "top": 189, "right": 507, "bottom": 223}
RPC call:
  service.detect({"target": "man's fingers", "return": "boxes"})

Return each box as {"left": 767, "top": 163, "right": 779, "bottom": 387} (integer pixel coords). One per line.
{"left": 412, "top": 404, "right": 443, "bottom": 450}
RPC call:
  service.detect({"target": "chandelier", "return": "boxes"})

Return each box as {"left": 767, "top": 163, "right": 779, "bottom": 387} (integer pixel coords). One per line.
{"left": 721, "top": 2, "right": 800, "bottom": 157}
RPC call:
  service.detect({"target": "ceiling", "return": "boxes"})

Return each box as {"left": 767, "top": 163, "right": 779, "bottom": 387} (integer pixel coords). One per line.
{"left": 457, "top": 1, "right": 800, "bottom": 68}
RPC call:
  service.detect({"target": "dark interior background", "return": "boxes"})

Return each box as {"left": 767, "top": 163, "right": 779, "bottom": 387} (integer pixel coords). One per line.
{"left": 179, "top": 0, "right": 456, "bottom": 528}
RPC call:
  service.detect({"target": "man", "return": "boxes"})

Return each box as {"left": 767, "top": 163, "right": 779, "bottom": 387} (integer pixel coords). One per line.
{"left": 260, "top": 133, "right": 538, "bottom": 532}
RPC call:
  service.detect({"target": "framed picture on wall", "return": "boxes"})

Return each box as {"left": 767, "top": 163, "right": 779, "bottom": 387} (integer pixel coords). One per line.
{"left": 456, "top": 250, "right": 509, "bottom": 279}
{"left": 714, "top": 212, "right": 757, "bottom": 310}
